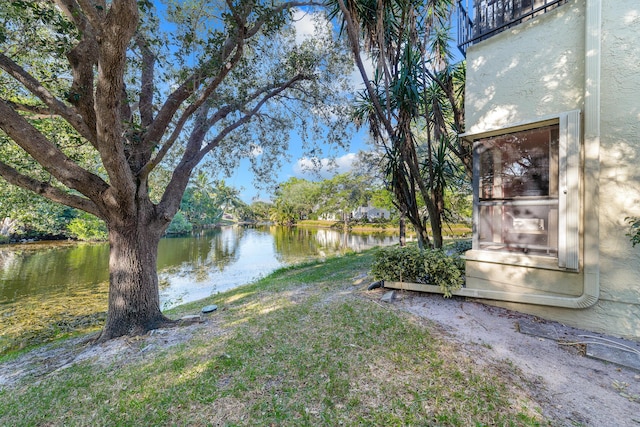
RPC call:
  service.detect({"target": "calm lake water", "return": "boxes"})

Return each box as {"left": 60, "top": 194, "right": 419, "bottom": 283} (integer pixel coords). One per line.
{"left": 0, "top": 226, "right": 398, "bottom": 311}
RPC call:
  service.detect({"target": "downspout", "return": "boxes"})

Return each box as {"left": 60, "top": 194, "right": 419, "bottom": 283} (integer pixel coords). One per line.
{"left": 577, "top": 0, "right": 601, "bottom": 308}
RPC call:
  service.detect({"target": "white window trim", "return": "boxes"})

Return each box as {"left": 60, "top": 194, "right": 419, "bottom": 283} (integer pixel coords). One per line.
{"left": 558, "top": 110, "right": 580, "bottom": 269}
{"left": 462, "top": 110, "right": 581, "bottom": 271}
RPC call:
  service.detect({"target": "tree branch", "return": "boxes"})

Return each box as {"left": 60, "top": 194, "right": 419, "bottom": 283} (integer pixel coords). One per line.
{"left": 0, "top": 100, "right": 110, "bottom": 201}
{"left": 91, "top": 0, "right": 139, "bottom": 208}
{"left": 142, "top": 0, "right": 323, "bottom": 160}
{"left": 138, "top": 37, "right": 247, "bottom": 179}
{"left": 53, "top": 0, "right": 85, "bottom": 27}
{"left": 141, "top": 29, "right": 244, "bottom": 153}
{"left": 74, "top": 0, "right": 106, "bottom": 34}
{"left": 53, "top": 0, "right": 100, "bottom": 144}
{"left": 156, "top": 73, "right": 309, "bottom": 219}
{"left": 4, "top": 100, "right": 53, "bottom": 119}
{"left": 135, "top": 34, "right": 155, "bottom": 127}
{"left": 198, "top": 74, "right": 308, "bottom": 163}
{"left": 0, "top": 160, "right": 101, "bottom": 216}
{"left": 0, "top": 53, "right": 95, "bottom": 145}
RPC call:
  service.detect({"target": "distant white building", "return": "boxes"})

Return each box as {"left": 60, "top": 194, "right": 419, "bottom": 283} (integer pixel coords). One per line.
{"left": 351, "top": 203, "right": 391, "bottom": 221}
{"left": 319, "top": 203, "right": 391, "bottom": 222}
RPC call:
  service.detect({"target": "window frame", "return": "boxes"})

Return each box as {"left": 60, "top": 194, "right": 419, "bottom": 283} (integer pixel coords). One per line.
{"left": 465, "top": 110, "right": 581, "bottom": 271}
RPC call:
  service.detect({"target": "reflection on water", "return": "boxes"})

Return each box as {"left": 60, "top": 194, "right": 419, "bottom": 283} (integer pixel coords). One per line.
{"left": 157, "top": 226, "right": 397, "bottom": 309}
{"left": 0, "top": 242, "right": 110, "bottom": 303}
{"left": 0, "top": 226, "right": 398, "bottom": 311}
{"left": 157, "top": 227, "right": 282, "bottom": 309}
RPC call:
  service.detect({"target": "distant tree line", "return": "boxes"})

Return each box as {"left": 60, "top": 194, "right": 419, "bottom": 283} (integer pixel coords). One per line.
{"left": 268, "top": 168, "right": 471, "bottom": 230}
{"left": 0, "top": 164, "right": 471, "bottom": 243}
{"left": 0, "top": 171, "right": 248, "bottom": 242}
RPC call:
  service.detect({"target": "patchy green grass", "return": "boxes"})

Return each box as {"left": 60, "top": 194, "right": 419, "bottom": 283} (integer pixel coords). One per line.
{"left": 0, "top": 251, "right": 544, "bottom": 426}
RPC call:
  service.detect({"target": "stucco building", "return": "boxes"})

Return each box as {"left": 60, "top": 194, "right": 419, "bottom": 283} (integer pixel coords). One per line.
{"left": 456, "top": 0, "right": 640, "bottom": 340}
{"left": 386, "top": 0, "right": 639, "bottom": 340}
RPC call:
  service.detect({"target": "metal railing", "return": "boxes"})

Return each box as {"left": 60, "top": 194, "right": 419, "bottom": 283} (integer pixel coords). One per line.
{"left": 457, "top": 0, "right": 568, "bottom": 57}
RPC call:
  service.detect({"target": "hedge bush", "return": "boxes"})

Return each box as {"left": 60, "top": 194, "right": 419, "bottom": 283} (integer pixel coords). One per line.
{"left": 371, "top": 245, "right": 464, "bottom": 297}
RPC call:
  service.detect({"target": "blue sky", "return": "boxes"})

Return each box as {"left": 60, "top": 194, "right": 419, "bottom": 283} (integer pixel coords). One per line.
{"left": 224, "top": 127, "right": 371, "bottom": 203}
{"left": 216, "top": 8, "right": 464, "bottom": 203}
{"left": 153, "top": 4, "right": 363, "bottom": 203}
{"left": 213, "top": 9, "right": 375, "bottom": 203}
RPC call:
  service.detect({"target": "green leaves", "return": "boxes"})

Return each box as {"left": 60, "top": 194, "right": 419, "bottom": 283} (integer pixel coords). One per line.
{"left": 332, "top": 0, "right": 466, "bottom": 249}
{"left": 0, "top": 180, "right": 76, "bottom": 239}
{"left": 137, "top": 0, "right": 153, "bottom": 12}
{"left": 626, "top": 217, "right": 640, "bottom": 247}
{"left": 371, "top": 245, "right": 464, "bottom": 297}
{"left": 166, "top": 211, "right": 193, "bottom": 235}
{"left": 318, "top": 172, "right": 371, "bottom": 219}
{"left": 67, "top": 212, "right": 107, "bottom": 241}
{"left": 175, "top": 175, "right": 247, "bottom": 230}
{"left": 270, "top": 177, "right": 321, "bottom": 225}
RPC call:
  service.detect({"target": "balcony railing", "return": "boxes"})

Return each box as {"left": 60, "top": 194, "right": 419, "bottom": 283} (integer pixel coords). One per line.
{"left": 457, "top": 0, "right": 568, "bottom": 57}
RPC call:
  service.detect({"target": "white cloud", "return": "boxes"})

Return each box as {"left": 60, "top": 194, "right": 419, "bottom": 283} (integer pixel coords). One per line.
{"left": 293, "top": 153, "right": 358, "bottom": 179}
{"left": 349, "top": 52, "right": 376, "bottom": 90}
{"left": 292, "top": 9, "right": 323, "bottom": 45}
{"left": 249, "top": 145, "right": 263, "bottom": 157}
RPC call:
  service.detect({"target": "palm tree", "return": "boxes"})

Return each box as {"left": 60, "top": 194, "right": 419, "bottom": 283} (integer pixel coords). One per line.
{"left": 212, "top": 180, "right": 246, "bottom": 220}
{"left": 330, "top": 0, "right": 467, "bottom": 248}
{"left": 269, "top": 200, "right": 297, "bottom": 226}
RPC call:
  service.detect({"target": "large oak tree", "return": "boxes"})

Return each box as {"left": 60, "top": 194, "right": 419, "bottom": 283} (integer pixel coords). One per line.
{"left": 0, "top": 0, "right": 351, "bottom": 340}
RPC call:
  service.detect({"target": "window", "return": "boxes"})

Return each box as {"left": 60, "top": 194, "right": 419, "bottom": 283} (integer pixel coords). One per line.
{"left": 471, "top": 110, "right": 580, "bottom": 270}
{"left": 477, "top": 125, "right": 559, "bottom": 255}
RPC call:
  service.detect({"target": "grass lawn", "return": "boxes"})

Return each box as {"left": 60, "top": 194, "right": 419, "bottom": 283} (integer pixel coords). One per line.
{"left": 0, "top": 250, "right": 543, "bottom": 426}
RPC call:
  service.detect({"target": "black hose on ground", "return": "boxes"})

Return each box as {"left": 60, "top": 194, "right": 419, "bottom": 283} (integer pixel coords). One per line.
{"left": 367, "top": 280, "right": 384, "bottom": 290}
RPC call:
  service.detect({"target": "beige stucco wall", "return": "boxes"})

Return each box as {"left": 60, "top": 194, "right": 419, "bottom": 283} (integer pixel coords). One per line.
{"left": 463, "top": 0, "right": 640, "bottom": 339}
{"left": 465, "top": 1, "right": 585, "bottom": 133}
{"left": 596, "top": 0, "right": 640, "bottom": 326}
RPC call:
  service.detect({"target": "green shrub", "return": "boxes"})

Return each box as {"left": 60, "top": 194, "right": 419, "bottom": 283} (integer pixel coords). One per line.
{"left": 446, "top": 238, "right": 472, "bottom": 254}
{"left": 422, "top": 249, "right": 464, "bottom": 297}
{"left": 67, "top": 213, "right": 107, "bottom": 241}
{"left": 166, "top": 211, "right": 193, "bottom": 235}
{"left": 371, "top": 245, "right": 426, "bottom": 283}
{"left": 371, "top": 245, "right": 464, "bottom": 297}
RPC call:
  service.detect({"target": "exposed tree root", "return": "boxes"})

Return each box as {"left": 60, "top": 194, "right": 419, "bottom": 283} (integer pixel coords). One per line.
{"left": 95, "top": 315, "right": 178, "bottom": 343}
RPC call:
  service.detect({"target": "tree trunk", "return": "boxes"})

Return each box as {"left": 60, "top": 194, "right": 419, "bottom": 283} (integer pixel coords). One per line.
{"left": 98, "top": 223, "right": 173, "bottom": 341}
{"left": 399, "top": 213, "right": 406, "bottom": 247}
{"left": 432, "top": 185, "right": 445, "bottom": 248}
{"left": 415, "top": 221, "right": 430, "bottom": 250}
{"left": 427, "top": 200, "right": 444, "bottom": 249}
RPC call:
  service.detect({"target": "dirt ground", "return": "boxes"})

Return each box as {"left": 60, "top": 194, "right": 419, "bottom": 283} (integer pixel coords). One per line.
{"left": 1, "top": 287, "right": 639, "bottom": 426}
{"left": 389, "top": 290, "right": 640, "bottom": 427}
